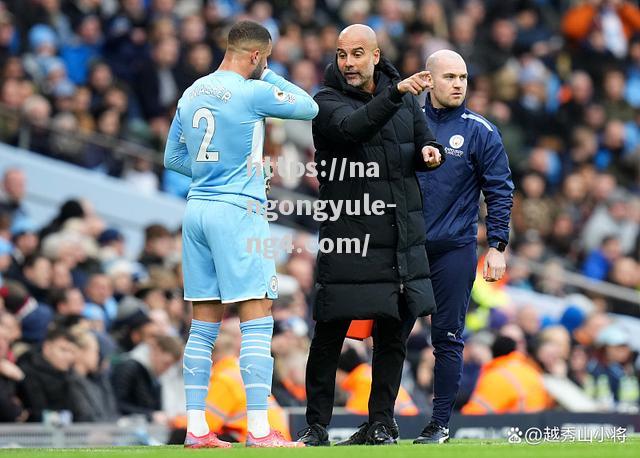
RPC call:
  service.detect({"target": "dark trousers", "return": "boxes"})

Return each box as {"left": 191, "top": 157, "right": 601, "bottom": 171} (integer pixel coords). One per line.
{"left": 428, "top": 241, "right": 477, "bottom": 427}
{"left": 305, "top": 295, "right": 415, "bottom": 427}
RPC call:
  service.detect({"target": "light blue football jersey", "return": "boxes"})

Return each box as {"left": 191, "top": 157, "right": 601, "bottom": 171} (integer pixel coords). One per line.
{"left": 164, "top": 69, "right": 318, "bottom": 208}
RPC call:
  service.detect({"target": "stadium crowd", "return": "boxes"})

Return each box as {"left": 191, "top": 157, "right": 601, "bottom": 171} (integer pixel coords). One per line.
{"left": 0, "top": 0, "right": 639, "bottom": 439}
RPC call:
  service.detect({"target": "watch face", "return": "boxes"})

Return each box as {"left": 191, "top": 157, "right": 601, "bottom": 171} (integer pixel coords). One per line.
{"left": 497, "top": 242, "right": 507, "bottom": 252}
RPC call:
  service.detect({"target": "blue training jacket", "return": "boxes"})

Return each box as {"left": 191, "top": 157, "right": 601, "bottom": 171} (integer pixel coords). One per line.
{"left": 418, "top": 97, "right": 515, "bottom": 254}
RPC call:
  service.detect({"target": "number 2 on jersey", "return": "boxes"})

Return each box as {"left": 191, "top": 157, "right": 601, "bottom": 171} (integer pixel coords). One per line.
{"left": 193, "top": 107, "right": 219, "bottom": 162}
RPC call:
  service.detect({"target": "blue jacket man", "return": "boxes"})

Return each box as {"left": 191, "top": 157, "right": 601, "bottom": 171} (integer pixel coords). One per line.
{"left": 413, "top": 50, "right": 514, "bottom": 444}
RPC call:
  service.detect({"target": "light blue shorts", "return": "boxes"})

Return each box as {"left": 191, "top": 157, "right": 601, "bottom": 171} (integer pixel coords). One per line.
{"left": 182, "top": 199, "right": 278, "bottom": 303}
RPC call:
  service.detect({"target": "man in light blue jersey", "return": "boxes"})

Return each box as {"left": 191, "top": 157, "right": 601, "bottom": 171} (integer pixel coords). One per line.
{"left": 164, "top": 20, "right": 317, "bottom": 449}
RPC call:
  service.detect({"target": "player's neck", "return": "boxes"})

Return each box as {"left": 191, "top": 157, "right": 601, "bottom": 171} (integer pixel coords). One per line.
{"left": 219, "top": 56, "right": 251, "bottom": 80}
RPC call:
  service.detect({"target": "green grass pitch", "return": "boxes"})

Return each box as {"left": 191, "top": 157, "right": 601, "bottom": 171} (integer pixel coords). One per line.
{"left": 1, "top": 438, "right": 639, "bottom": 458}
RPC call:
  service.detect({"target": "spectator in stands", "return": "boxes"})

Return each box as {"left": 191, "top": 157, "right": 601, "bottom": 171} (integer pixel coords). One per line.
{"left": 0, "top": 310, "right": 21, "bottom": 348}
{"left": 0, "top": 168, "right": 29, "bottom": 227}
{"left": 475, "top": 18, "right": 517, "bottom": 74}
{"left": 106, "top": 261, "right": 136, "bottom": 301}
{"left": 51, "top": 260, "right": 73, "bottom": 289}
{"left": 70, "top": 85, "right": 95, "bottom": 133}
{"left": 111, "top": 297, "right": 158, "bottom": 352}
{"left": 582, "top": 235, "right": 622, "bottom": 281}
{"left": 514, "top": 305, "right": 542, "bottom": 351}
{"left": 122, "top": 157, "right": 159, "bottom": 196}
{"left": 60, "top": 14, "right": 104, "bottom": 85}
{"left": 21, "top": 254, "right": 53, "bottom": 304}
{"left": 533, "top": 326, "right": 572, "bottom": 378}
{"left": 69, "top": 330, "right": 119, "bottom": 422}
{"left": 602, "top": 68, "right": 634, "bottom": 122}
{"left": 557, "top": 71, "right": 594, "bottom": 131}
{"left": 101, "top": 84, "right": 136, "bottom": 130}
{"left": 40, "top": 56, "right": 73, "bottom": 99}
{"left": 1, "top": 279, "right": 53, "bottom": 345}
{"left": 39, "top": 199, "right": 84, "bottom": 240}
{"left": 176, "top": 42, "right": 214, "bottom": 92}
{"left": 0, "top": 10, "right": 17, "bottom": 68}
{"left": 568, "top": 344, "right": 591, "bottom": 389}
{"left": 19, "top": 93, "right": 56, "bottom": 156}
{"left": 586, "top": 324, "right": 639, "bottom": 409}
{"left": 546, "top": 212, "right": 580, "bottom": 261}
{"left": 582, "top": 190, "right": 639, "bottom": 255}
{"left": 17, "top": 327, "right": 82, "bottom": 422}
{"left": 50, "top": 111, "right": 84, "bottom": 163}
{"left": 83, "top": 108, "right": 124, "bottom": 176}
{"left": 0, "top": 320, "right": 27, "bottom": 422}
{"left": 500, "top": 323, "right": 529, "bottom": 356}
{"left": 50, "top": 287, "right": 86, "bottom": 317}
{"left": 512, "top": 171, "right": 556, "bottom": 238}
{"left": 87, "top": 61, "right": 115, "bottom": 112}
{"left": 138, "top": 223, "right": 172, "bottom": 269}
{"left": 462, "top": 336, "right": 551, "bottom": 415}
{"left": 607, "top": 257, "right": 640, "bottom": 316}
{"left": 83, "top": 273, "right": 117, "bottom": 330}
{"left": 133, "top": 36, "right": 180, "bottom": 125}
{"left": 22, "top": 24, "right": 59, "bottom": 87}
{"left": 562, "top": 0, "right": 640, "bottom": 59}
{"left": 102, "top": 0, "right": 149, "bottom": 82}
{"left": 281, "top": 0, "right": 330, "bottom": 33}
{"left": 0, "top": 79, "right": 22, "bottom": 143}
{"left": 111, "top": 334, "right": 182, "bottom": 424}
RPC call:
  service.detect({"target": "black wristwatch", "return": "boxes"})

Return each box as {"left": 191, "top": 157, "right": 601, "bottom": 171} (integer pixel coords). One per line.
{"left": 490, "top": 240, "right": 507, "bottom": 252}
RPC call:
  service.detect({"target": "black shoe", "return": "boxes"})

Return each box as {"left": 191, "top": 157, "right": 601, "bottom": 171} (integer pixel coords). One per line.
{"left": 334, "top": 422, "right": 369, "bottom": 446}
{"left": 365, "top": 421, "right": 397, "bottom": 446}
{"left": 390, "top": 418, "right": 399, "bottom": 440}
{"left": 297, "top": 424, "right": 330, "bottom": 446}
{"left": 413, "top": 421, "right": 450, "bottom": 444}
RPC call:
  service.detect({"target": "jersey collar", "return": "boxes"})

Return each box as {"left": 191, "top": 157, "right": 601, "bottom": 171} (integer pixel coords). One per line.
{"left": 424, "top": 93, "right": 466, "bottom": 121}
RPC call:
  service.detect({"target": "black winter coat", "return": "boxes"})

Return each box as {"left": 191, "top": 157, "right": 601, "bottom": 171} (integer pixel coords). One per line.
{"left": 110, "top": 357, "right": 161, "bottom": 419}
{"left": 69, "top": 371, "right": 120, "bottom": 422}
{"left": 17, "top": 351, "right": 83, "bottom": 422}
{"left": 312, "top": 57, "right": 443, "bottom": 321}
{"left": 0, "top": 375, "right": 25, "bottom": 422}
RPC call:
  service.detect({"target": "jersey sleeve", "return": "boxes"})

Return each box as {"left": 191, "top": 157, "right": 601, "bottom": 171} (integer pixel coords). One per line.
{"left": 251, "top": 77, "right": 318, "bottom": 121}
{"left": 163, "top": 106, "right": 192, "bottom": 177}
{"left": 478, "top": 128, "right": 514, "bottom": 245}
{"left": 261, "top": 68, "right": 312, "bottom": 98}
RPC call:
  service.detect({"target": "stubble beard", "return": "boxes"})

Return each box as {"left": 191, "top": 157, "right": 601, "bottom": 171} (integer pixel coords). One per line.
{"left": 249, "top": 62, "right": 264, "bottom": 80}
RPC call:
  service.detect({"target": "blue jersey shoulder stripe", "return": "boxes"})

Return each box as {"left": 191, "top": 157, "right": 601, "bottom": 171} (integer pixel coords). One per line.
{"left": 461, "top": 112, "right": 493, "bottom": 132}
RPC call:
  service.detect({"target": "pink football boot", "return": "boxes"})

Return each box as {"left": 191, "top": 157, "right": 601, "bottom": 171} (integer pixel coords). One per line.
{"left": 184, "top": 431, "right": 233, "bottom": 449}
{"left": 246, "top": 430, "right": 306, "bottom": 448}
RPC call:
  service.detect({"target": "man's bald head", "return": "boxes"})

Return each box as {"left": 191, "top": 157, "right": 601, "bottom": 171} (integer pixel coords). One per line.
{"left": 336, "top": 24, "right": 380, "bottom": 93}
{"left": 425, "top": 49, "right": 468, "bottom": 109}
{"left": 338, "top": 24, "right": 378, "bottom": 49}
{"left": 426, "top": 49, "right": 466, "bottom": 74}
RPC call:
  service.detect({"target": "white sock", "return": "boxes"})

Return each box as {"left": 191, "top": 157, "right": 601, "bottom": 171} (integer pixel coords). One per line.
{"left": 187, "top": 409, "right": 209, "bottom": 437}
{"left": 247, "top": 410, "right": 270, "bottom": 438}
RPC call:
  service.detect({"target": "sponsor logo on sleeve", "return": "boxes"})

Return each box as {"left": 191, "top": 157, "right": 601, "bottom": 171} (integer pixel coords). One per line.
{"left": 273, "top": 87, "right": 296, "bottom": 104}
